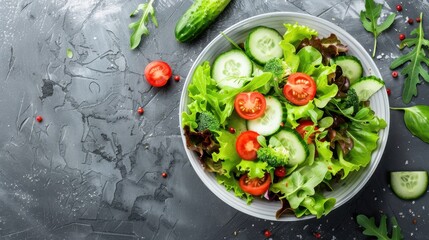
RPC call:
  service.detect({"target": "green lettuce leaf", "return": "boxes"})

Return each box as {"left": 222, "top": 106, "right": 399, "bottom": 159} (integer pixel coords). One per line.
{"left": 282, "top": 23, "right": 318, "bottom": 47}
{"left": 270, "top": 161, "right": 328, "bottom": 209}
{"left": 312, "top": 64, "right": 339, "bottom": 108}
{"left": 286, "top": 101, "right": 324, "bottom": 128}
{"left": 297, "top": 46, "right": 322, "bottom": 75}
{"left": 216, "top": 174, "right": 253, "bottom": 204}
{"left": 212, "top": 130, "right": 241, "bottom": 178}
{"left": 279, "top": 41, "right": 300, "bottom": 73}
{"left": 236, "top": 160, "right": 270, "bottom": 179}
{"left": 295, "top": 194, "right": 336, "bottom": 218}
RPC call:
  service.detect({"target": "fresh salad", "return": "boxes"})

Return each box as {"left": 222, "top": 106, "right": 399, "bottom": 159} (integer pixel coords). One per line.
{"left": 181, "top": 23, "right": 387, "bottom": 219}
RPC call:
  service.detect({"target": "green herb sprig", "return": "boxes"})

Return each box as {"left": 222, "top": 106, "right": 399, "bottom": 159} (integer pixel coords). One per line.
{"left": 356, "top": 214, "right": 403, "bottom": 240}
{"left": 390, "top": 13, "right": 429, "bottom": 104}
{"left": 129, "top": 0, "right": 158, "bottom": 49}
{"left": 360, "top": 0, "right": 396, "bottom": 58}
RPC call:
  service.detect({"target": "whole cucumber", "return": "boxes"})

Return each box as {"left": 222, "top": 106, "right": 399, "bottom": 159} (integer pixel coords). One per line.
{"left": 175, "top": 0, "right": 231, "bottom": 42}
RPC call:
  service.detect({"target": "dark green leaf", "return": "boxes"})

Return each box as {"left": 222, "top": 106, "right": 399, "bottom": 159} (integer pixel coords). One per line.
{"left": 129, "top": 0, "right": 158, "bottom": 49}
{"left": 391, "top": 105, "right": 429, "bottom": 143}
{"left": 360, "top": 0, "right": 396, "bottom": 57}
{"left": 390, "top": 13, "right": 429, "bottom": 103}
{"left": 356, "top": 214, "right": 403, "bottom": 240}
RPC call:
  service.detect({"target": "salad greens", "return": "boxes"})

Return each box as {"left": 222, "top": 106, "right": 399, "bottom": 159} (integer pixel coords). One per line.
{"left": 390, "top": 13, "right": 429, "bottom": 104}
{"left": 360, "top": 0, "right": 396, "bottom": 58}
{"left": 391, "top": 105, "right": 429, "bottom": 143}
{"left": 182, "top": 22, "right": 387, "bottom": 219}
{"left": 129, "top": 0, "right": 158, "bottom": 49}
{"left": 356, "top": 214, "right": 403, "bottom": 240}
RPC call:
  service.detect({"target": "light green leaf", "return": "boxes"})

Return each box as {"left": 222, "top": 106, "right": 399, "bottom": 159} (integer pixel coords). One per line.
{"left": 129, "top": 0, "right": 158, "bottom": 49}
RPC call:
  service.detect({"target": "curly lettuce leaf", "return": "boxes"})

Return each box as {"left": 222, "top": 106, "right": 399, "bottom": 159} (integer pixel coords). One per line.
{"left": 295, "top": 194, "right": 336, "bottom": 218}
{"left": 236, "top": 160, "right": 270, "bottom": 179}
{"left": 283, "top": 23, "right": 318, "bottom": 47}
{"left": 312, "top": 64, "right": 339, "bottom": 108}
{"left": 286, "top": 101, "right": 323, "bottom": 128}
{"left": 212, "top": 130, "right": 241, "bottom": 178}
{"left": 216, "top": 174, "right": 253, "bottom": 204}
{"left": 270, "top": 161, "right": 329, "bottom": 210}
{"left": 279, "top": 41, "right": 300, "bottom": 73}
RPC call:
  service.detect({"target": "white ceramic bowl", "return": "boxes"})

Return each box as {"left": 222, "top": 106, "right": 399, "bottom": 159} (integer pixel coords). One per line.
{"left": 179, "top": 12, "right": 390, "bottom": 221}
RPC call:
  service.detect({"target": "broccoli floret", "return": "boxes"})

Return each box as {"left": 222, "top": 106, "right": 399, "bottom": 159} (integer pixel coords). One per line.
{"left": 257, "top": 137, "right": 289, "bottom": 167}
{"left": 341, "top": 88, "right": 359, "bottom": 114}
{"left": 263, "top": 58, "right": 290, "bottom": 80}
{"left": 197, "top": 112, "right": 220, "bottom": 132}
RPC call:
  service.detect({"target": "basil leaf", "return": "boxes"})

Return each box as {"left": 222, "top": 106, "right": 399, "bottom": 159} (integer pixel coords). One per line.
{"left": 391, "top": 105, "right": 429, "bottom": 143}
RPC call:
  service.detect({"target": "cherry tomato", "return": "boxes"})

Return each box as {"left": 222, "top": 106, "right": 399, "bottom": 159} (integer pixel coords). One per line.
{"left": 144, "top": 61, "right": 172, "bottom": 87}
{"left": 235, "top": 131, "right": 260, "bottom": 160}
{"left": 234, "top": 92, "right": 266, "bottom": 120}
{"left": 283, "top": 73, "right": 317, "bottom": 106}
{"left": 295, "top": 120, "right": 318, "bottom": 144}
{"left": 239, "top": 173, "right": 271, "bottom": 196}
{"left": 274, "top": 166, "right": 286, "bottom": 178}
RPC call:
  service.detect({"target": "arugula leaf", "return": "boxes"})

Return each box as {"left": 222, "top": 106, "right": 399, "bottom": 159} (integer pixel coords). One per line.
{"left": 356, "top": 214, "right": 403, "bottom": 240}
{"left": 129, "top": 0, "right": 158, "bottom": 49}
{"left": 390, "top": 13, "right": 429, "bottom": 104}
{"left": 391, "top": 105, "right": 429, "bottom": 143}
{"left": 360, "top": 0, "right": 396, "bottom": 57}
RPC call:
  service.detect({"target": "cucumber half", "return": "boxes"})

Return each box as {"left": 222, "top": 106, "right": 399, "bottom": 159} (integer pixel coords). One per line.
{"left": 390, "top": 171, "right": 428, "bottom": 200}
{"left": 245, "top": 26, "right": 283, "bottom": 65}
{"left": 211, "top": 49, "right": 253, "bottom": 89}
{"left": 350, "top": 76, "right": 385, "bottom": 101}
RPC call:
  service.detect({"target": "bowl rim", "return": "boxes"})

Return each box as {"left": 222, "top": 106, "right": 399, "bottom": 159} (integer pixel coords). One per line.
{"left": 179, "top": 11, "right": 390, "bottom": 221}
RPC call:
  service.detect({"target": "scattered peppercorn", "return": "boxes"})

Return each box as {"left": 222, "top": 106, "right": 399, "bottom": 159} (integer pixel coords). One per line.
{"left": 313, "top": 232, "right": 321, "bottom": 238}
{"left": 137, "top": 106, "right": 144, "bottom": 115}
{"left": 412, "top": 218, "right": 417, "bottom": 224}
{"left": 399, "top": 34, "right": 406, "bottom": 41}
{"left": 264, "top": 230, "right": 272, "bottom": 238}
{"left": 392, "top": 71, "right": 398, "bottom": 78}
{"left": 416, "top": 17, "right": 421, "bottom": 23}
{"left": 174, "top": 75, "right": 181, "bottom": 81}
{"left": 229, "top": 127, "right": 236, "bottom": 134}
{"left": 408, "top": 18, "right": 414, "bottom": 24}
{"left": 162, "top": 172, "right": 167, "bottom": 178}
{"left": 36, "top": 115, "right": 43, "bottom": 122}
{"left": 280, "top": 122, "right": 285, "bottom": 127}
{"left": 396, "top": 4, "right": 403, "bottom": 11}
{"left": 274, "top": 166, "right": 286, "bottom": 178}
{"left": 386, "top": 88, "right": 391, "bottom": 96}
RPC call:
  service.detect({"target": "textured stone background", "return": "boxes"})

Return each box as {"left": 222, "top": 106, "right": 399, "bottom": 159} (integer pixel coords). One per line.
{"left": 0, "top": 0, "right": 428, "bottom": 239}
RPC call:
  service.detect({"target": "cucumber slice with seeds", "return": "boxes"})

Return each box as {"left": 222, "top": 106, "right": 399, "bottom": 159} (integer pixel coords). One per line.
{"left": 273, "top": 129, "right": 309, "bottom": 166}
{"left": 245, "top": 26, "right": 283, "bottom": 65}
{"left": 247, "top": 96, "right": 283, "bottom": 136}
{"left": 212, "top": 49, "right": 253, "bottom": 89}
{"left": 390, "top": 171, "right": 428, "bottom": 200}
{"left": 350, "top": 76, "right": 385, "bottom": 101}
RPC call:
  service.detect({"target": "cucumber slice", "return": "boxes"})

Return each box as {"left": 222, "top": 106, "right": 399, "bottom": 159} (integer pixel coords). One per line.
{"left": 211, "top": 49, "right": 253, "bottom": 89}
{"left": 333, "top": 56, "right": 363, "bottom": 84}
{"left": 390, "top": 171, "right": 428, "bottom": 200}
{"left": 247, "top": 96, "right": 283, "bottom": 136}
{"left": 350, "top": 76, "right": 385, "bottom": 101}
{"left": 245, "top": 26, "right": 283, "bottom": 65}
{"left": 273, "top": 129, "right": 309, "bottom": 166}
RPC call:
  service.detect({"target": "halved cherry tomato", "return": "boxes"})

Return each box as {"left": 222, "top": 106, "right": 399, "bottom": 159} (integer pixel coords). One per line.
{"left": 283, "top": 72, "right": 317, "bottom": 105}
{"left": 234, "top": 92, "right": 266, "bottom": 120}
{"left": 235, "top": 131, "right": 260, "bottom": 160}
{"left": 295, "top": 120, "right": 319, "bottom": 144}
{"left": 144, "top": 61, "right": 172, "bottom": 87}
{"left": 239, "top": 173, "right": 271, "bottom": 196}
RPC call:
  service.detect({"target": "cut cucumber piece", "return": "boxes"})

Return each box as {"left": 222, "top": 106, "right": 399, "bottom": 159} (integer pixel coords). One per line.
{"left": 245, "top": 26, "right": 283, "bottom": 65}
{"left": 247, "top": 96, "right": 283, "bottom": 136}
{"left": 211, "top": 49, "right": 253, "bottom": 89}
{"left": 273, "top": 129, "right": 309, "bottom": 166}
{"left": 350, "top": 76, "right": 385, "bottom": 101}
{"left": 390, "top": 171, "right": 428, "bottom": 200}
{"left": 333, "top": 56, "right": 363, "bottom": 84}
